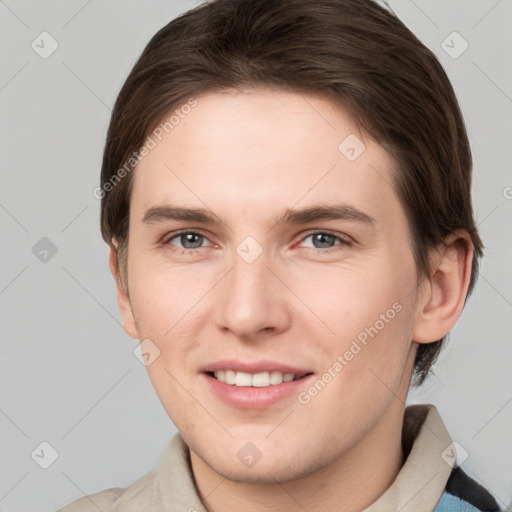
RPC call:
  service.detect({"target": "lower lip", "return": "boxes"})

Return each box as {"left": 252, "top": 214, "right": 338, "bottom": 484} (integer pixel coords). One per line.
{"left": 202, "top": 372, "right": 315, "bottom": 409}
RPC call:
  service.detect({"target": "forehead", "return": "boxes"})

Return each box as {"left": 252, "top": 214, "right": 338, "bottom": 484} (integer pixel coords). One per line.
{"left": 131, "top": 88, "right": 401, "bottom": 227}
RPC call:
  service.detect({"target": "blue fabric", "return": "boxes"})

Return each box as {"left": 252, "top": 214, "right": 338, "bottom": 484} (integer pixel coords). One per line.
{"left": 434, "top": 492, "right": 485, "bottom": 511}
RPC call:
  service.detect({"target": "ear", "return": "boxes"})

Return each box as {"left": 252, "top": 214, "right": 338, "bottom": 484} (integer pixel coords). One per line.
{"left": 412, "top": 230, "right": 474, "bottom": 344}
{"left": 109, "top": 238, "right": 139, "bottom": 339}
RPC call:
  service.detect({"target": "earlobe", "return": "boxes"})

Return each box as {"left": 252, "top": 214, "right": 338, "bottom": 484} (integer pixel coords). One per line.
{"left": 412, "top": 231, "right": 474, "bottom": 344}
{"left": 108, "top": 240, "right": 140, "bottom": 339}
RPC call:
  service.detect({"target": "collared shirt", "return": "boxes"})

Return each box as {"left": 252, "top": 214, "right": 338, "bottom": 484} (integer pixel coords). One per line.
{"left": 58, "top": 404, "right": 499, "bottom": 512}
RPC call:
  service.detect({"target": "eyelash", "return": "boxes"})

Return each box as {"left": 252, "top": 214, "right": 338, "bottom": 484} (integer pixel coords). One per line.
{"left": 162, "top": 230, "right": 352, "bottom": 255}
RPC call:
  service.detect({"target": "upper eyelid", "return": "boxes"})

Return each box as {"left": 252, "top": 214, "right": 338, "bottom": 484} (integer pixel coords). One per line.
{"left": 298, "top": 230, "right": 353, "bottom": 248}
{"left": 164, "top": 229, "right": 212, "bottom": 244}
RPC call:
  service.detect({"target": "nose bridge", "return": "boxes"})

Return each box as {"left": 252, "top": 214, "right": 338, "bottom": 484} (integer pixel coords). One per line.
{"left": 215, "top": 238, "right": 289, "bottom": 338}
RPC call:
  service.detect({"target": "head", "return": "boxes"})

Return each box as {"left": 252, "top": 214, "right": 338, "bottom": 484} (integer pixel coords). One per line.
{"left": 99, "top": 0, "right": 482, "bottom": 483}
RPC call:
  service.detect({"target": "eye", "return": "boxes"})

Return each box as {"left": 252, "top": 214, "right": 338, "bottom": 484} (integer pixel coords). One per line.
{"left": 298, "top": 231, "right": 351, "bottom": 252}
{"left": 164, "top": 230, "right": 211, "bottom": 252}
{"left": 162, "top": 229, "right": 351, "bottom": 255}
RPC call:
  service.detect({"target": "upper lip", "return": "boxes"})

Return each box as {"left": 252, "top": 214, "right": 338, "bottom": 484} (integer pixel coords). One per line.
{"left": 201, "top": 359, "right": 313, "bottom": 375}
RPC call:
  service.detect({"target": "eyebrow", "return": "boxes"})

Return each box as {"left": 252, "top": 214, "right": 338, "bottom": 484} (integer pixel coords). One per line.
{"left": 141, "top": 202, "right": 376, "bottom": 228}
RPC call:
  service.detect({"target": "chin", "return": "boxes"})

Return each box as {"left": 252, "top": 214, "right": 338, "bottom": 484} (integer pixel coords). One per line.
{"left": 202, "top": 446, "right": 326, "bottom": 485}
{"left": 216, "top": 463, "right": 306, "bottom": 485}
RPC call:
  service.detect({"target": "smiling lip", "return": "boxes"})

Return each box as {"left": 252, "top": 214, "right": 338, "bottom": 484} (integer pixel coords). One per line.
{"left": 200, "top": 359, "right": 311, "bottom": 375}
{"left": 200, "top": 359, "right": 314, "bottom": 409}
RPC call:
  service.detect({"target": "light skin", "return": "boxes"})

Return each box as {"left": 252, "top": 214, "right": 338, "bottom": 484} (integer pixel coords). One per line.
{"left": 109, "top": 88, "right": 473, "bottom": 512}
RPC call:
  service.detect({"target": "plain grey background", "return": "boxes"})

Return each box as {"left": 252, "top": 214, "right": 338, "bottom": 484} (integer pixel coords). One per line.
{"left": 0, "top": 1, "right": 511, "bottom": 510}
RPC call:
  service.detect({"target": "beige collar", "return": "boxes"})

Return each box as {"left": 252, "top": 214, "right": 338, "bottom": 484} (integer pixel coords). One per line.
{"left": 363, "top": 404, "right": 454, "bottom": 511}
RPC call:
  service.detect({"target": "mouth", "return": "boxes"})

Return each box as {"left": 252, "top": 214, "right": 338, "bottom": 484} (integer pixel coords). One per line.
{"left": 203, "top": 369, "right": 315, "bottom": 409}
{"left": 206, "top": 370, "right": 313, "bottom": 387}
{"left": 200, "top": 360, "right": 315, "bottom": 408}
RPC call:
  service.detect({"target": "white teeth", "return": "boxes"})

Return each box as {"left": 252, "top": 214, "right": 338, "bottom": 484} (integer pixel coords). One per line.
{"left": 252, "top": 371, "right": 270, "bottom": 387}
{"left": 269, "top": 371, "right": 284, "bottom": 385}
{"left": 235, "top": 371, "right": 252, "bottom": 386}
{"left": 213, "top": 370, "right": 300, "bottom": 386}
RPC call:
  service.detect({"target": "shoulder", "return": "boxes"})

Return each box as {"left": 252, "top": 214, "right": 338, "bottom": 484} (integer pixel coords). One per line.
{"left": 58, "top": 468, "right": 156, "bottom": 511}
{"left": 57, "top": 433, "right": 190, "bottom": 511}
{"left": 57, "top": 488, "right": 124, "bottom": 511}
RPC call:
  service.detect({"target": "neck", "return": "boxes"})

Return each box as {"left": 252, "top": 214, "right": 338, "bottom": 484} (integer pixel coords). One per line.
{"left": 190, "top": 399, "right": 406, "bottom": 512}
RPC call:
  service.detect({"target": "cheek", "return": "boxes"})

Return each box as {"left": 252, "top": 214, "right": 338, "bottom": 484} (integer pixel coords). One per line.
{"left": 298, "top": 257, "right": 416, "bottom": 390}
{"left": 345, "top": 307, "right": 416, "bottom": 412}
{"left": 144, "top": 361, "right": 201, "bottom": 434}
{"left": 298, "top": 298, "right": 415, "bottom": 436}
{"left": 292, "top": 257, "right": 411, "bottom": 334}
{"left": 127, "top": 251, "right": 205, "bottom": 337}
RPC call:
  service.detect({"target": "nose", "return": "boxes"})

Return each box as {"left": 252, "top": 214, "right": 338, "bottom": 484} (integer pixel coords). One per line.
{"left": 214, "top": 245, "right": 291, "bottom": 342}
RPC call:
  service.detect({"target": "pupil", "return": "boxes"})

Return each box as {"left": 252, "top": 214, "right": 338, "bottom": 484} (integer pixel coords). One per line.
{"left": 314, "top": 233, "right": 334, "bottom": 248}
{"left": 182, "top": 233, "right": 202, "bottom": 249}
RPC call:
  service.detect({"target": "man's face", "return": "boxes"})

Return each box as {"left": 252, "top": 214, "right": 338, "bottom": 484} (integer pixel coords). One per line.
{"left": 121, "top": 88, "right": 423, "bottom": 482}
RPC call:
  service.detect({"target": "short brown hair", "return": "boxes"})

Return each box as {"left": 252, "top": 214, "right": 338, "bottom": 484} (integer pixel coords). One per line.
{"left": 100, "top": 0, "right": 483, "bottom": 386}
